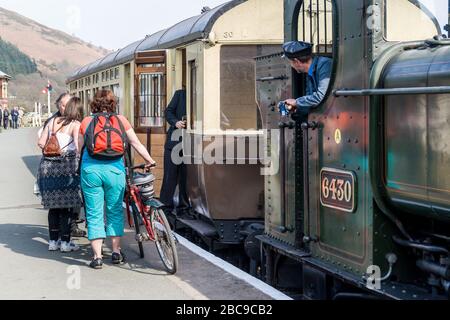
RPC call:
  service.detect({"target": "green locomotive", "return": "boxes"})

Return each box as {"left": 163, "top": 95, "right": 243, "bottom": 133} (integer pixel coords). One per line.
{"left": 256, "top": 0, "right": 450, "bottom": 299}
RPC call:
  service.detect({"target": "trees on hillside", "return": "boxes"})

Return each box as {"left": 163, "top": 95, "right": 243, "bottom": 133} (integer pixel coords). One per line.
{"left": 0, "top": 37, "right": 38, "bottom": 76}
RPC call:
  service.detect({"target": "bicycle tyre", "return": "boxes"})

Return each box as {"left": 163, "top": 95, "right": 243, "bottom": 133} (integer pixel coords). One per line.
{"left": 130, "top": 200, "right": 145, "bottom": 259}
{"left": 153, "top": 209, "right": 179, "bottom": 274}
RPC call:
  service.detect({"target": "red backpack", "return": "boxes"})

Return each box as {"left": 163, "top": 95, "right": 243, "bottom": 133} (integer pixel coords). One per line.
{"left": 84, "top": 113, "right": 128, "bottom": 159}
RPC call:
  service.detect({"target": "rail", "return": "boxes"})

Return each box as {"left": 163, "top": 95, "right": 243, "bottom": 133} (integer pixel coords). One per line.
{"left": 333, "top": 86, "right": 450, "bottom": 96}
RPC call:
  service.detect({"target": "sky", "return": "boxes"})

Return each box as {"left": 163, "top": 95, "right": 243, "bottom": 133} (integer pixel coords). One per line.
{"left": 0, "top": 0, "right": 229, "bottom": 50}
{"left": 0, "top": 0, "right": 447, "bottom": 50}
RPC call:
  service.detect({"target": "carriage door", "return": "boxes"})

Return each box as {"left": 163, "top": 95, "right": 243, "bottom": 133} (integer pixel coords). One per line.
{"left": 134, "top": 50, "right": 167, "bottom": 195}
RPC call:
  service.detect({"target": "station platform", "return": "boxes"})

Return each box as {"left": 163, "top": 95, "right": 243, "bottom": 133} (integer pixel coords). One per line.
{"left": 0, "top": 206, "right": 289, "bottom": 300}
{"left": 0, "top": 128, "right": 290, "bottom": 301}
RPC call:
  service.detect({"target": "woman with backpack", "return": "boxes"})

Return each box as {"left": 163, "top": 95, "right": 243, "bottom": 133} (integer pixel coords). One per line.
{"left": 78, "top": 89, "right": 156, "bottom": 269}
{"left": 37, "top": 97, "right": 84, "bottom": 252}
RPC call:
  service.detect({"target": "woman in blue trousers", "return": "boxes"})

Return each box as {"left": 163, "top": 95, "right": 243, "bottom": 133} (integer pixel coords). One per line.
{"left": 79, "top": 90, "right": 155, "bottom": 269}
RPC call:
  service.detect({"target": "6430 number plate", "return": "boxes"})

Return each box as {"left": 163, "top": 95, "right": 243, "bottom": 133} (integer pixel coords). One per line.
{"left": 320, "top": 168, "right": 357, "bottom": 213}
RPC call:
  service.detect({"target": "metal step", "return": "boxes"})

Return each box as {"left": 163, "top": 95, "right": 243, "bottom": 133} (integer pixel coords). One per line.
{"left": 177, "top": 217, "right": 218, "bottom": 238}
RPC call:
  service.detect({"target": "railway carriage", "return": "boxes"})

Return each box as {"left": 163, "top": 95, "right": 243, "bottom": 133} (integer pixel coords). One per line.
{"left": 257, "top": 0, "right": 450, "bottom": 299}
{"left": 68, "top": 0, "right": 284, "bottom": 270}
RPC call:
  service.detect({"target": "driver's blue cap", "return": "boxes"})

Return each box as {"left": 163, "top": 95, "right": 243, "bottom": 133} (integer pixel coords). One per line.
{"left": 282, "top": 41, "right": 313, "bottom": 59}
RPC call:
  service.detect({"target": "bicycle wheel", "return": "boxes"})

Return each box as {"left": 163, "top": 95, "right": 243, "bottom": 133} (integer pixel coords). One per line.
{"left": 152, "top": 209, "right": 179, "bottom": 274}
{"left": 129, "top": 199, "right": 145, "bottom": 259}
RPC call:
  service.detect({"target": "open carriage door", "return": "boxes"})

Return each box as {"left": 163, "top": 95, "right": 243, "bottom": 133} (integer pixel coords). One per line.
{"left": 134, "top": 50, "right": 167, "bottom": 135}
{"left": 134, "top": 50, "right": 167, "bottom": 195}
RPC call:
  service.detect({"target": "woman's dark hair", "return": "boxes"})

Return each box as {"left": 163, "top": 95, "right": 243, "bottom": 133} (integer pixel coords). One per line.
{"left": 90, "top": 89, "right": 117, "bottom": 114}
{"left": 60, "top": 97, "right": 84, "bottom": 125}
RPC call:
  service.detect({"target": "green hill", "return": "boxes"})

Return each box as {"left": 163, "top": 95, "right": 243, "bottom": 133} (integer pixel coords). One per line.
{"left": 0, "top": 37, "right": 37, "bottom": 76}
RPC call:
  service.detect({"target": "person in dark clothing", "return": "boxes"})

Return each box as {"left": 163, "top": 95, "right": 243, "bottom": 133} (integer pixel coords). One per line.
{"left": 281, "top": 41, "right": 332, "bottom": 116}
{"left": 11, "top": 107, "right": 19, "bottom": 129}
{"left": 160, "top": 89, "right": 190, "bottom": 217}
{"left": 0, "top": 106, "right": 3, "bottom": 128}
{"left": 3, "top": 107, "right": 9, "bottom": 130}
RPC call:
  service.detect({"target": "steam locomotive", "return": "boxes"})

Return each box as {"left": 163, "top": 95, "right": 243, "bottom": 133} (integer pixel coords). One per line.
{"left": 68, "top": 0, "right": 450, "bottom": 299}
{"left": 256, "top": 0, "right": 450, "bottom": 299}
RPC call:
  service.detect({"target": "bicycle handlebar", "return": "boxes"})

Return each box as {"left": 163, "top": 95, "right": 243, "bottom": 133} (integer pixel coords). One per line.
{"left": 131, "top": 163, "right": 157, "bottom": 170}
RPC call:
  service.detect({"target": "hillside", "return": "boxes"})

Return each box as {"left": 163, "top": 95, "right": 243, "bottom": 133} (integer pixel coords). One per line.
{"left": 0, "top": 6, "right": 110, "bottom": 111}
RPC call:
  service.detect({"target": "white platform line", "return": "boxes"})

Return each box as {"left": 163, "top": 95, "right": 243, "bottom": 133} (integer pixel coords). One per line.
{"left": 175, "top": 233, "right": 293, "bottom": 301}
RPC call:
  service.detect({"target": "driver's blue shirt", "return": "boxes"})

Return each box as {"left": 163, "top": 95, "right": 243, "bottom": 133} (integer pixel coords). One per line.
{"left": 295, "top": 56, "right": 332, "bottom": 116}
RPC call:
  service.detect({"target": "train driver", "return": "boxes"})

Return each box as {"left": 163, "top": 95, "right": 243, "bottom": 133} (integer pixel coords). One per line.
{"left": 281, "top": 41, "right": 332, "bottom": 116}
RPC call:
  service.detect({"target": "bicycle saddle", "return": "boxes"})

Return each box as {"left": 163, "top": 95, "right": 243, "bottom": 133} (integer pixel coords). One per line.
{"left": 133, "top": 172, "right": 155, "bottom": 186}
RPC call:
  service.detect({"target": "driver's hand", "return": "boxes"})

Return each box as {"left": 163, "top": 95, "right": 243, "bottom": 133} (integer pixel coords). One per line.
{"left": 284, "top": 99, "right": 298, "bottom": 112}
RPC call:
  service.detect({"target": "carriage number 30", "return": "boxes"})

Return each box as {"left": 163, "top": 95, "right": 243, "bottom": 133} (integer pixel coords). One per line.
{"left": 322, "top": 177, "right": 352, "bottom": 203}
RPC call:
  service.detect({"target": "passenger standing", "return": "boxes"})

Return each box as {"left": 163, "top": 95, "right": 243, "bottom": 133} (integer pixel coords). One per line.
{"left": 45, "top": 93, "right": 86, "bottom": 237}
{"left": 37, "top": 93, "right": 85, "bottom": 236}
{"left": 11, "top": 107, "right": 19, "bottom": 129}
{"left": 18, "top": 108, "right": 24, "bottom": 128}
{"left": 43, "top": 93, "right": 70, "bottom": 130}
{"left": 3, "top": 107, "right": 9, "bottom": 130}
{"left": 37, "top": 97, "right": 84, "bottom": 252}
{"left": 160, "top": 89, "right": 190, "bottom": 217}
{"left": 78, "top": 90, "right": 156, "bottom": 269}
{"left": 0, "top": 106, "right": 3, "bottom": 128}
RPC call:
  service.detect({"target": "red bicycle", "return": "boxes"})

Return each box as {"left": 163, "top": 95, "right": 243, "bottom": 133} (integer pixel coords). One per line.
{"left": 124, "top": 163, "right": 178, "bottom": 274}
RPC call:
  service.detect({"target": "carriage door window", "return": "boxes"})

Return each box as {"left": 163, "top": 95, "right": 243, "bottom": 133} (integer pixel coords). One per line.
{"left": 135, "top": 51, "right": 167, "bottom": 132}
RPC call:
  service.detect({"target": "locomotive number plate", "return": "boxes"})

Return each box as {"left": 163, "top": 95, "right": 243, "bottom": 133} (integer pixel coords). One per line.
{"left": 320, "top": 168, "right": 357, "bottom": 213}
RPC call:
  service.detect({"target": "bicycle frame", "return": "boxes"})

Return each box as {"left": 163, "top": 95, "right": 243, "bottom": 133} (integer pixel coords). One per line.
{"left": 125, "top": 167, "right": 157, "bottom": 242}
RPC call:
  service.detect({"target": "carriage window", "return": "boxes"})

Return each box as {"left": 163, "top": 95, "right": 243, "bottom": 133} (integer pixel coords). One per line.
{"left": 137, "top": 73, "right": 165, "bottom": 127}
{"left": 384, "top": 0, "right": 445, "bottom": 41}
{"left": 220, "top": 45, "right": 279, "bottom": 131}
{"left": 297, "top": 0, "right": 333, "bottom": 55}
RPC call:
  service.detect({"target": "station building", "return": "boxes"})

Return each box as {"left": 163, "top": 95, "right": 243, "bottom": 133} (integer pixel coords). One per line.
{"left": 0, "top": 71, "right": 11, "bottom": 108}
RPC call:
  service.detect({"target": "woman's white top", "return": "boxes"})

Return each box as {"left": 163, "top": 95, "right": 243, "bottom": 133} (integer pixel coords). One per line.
{"left": 48, "top": 119, "right": 77, "bottom": 153}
